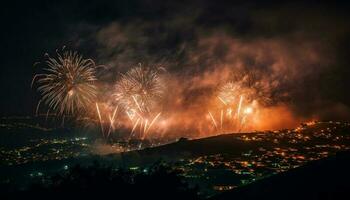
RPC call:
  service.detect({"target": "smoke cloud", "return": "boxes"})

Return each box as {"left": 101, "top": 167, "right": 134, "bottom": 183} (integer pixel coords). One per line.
{"left": 64, "top": 1, "right": 350, "bottom": 137}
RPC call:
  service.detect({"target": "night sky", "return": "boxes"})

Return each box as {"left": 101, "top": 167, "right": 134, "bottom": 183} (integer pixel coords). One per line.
{"left": 1, "top": 0, "right": 350, "bottom": 122}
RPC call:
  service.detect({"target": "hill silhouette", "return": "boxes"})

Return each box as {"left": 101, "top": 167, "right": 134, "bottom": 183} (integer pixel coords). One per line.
{"left": 118, "top": 133, "right": 270, "bottom": 165}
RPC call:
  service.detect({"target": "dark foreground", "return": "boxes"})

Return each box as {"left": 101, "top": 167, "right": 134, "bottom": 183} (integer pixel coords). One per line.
{"left": 2, "top": 151, "right": 350, "bottom": 200}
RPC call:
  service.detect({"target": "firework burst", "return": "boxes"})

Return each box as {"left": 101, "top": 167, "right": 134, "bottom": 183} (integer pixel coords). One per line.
{"left": 114, "top": 65, "right": 164, "bottom": 138}
{"left": 207, "top": 81, "right": 257, "bottom": 133}
{"left": 114, "top": 65, "right": 163, "bottom": 115}
{"left": 32, "top": 50, "right": 98, "bottom": 117}
{"left": 217, "top": 82, "right": 240, "bottom": 105}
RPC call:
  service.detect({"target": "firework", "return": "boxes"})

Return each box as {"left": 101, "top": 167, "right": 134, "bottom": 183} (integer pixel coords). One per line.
{"left": 32, "top": 50, "right": 97, "bottom": 117}
{"left": 237, "top": 95, "right": 243, "bottom": 119}
{"left": 143, "top": 112, "right": 162, "bottom": 138}
{"left": 114, "top": 65, "right": 164, "bottom": 139}
{"left": 114, "top": 65, "right": 163, "bottom": 114}
{"left": 93, "top": 102, "right": 121, "bottom": 139}
{"left": 208, "top": 111, "right": 218, "bottom": 130}
{"left": 95, "top": 103, "right": 104, "bottom": 135}
{"left": 243, "top": 107, "right": 253, "bottom": 115}
{"left": 107, "top": 105, "right": 119, "bottom": 137}
{"left": 217, "top": 82, "right": 240, "bottom": 105}
{"left": 207, "top": 82, "right": 257, "bottom": 133}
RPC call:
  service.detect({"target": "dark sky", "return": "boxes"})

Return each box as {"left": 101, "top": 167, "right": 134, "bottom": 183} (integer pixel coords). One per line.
{"left": 1, "top": 0, "right": 350, "bottom": 121}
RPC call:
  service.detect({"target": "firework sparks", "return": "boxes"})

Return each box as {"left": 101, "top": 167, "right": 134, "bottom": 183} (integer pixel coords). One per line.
{"left": 114, "top": 65, "right": 163, "bottom": 115}
{"left": 107, "top": 105, "right": 119, "bottom": 138}
{"left": 243, "top": 107, "right": 253, "bottom": 115}
{"left": 207, "top": 82, "right": 258, "bottom": 133}
{"left": 218, "top": 82, "right": 239, "bottom": 105}
{"left": 33, "top": 50, "right": 97, "bottom": 117}
{"left": 95, "top": 103, "right": 104, "bottom": 136}
{"left": 93, "top": 103, "right": 123, "bottom": 139}
{"left": 130, "top": 118, "right": 140, "bottom": 136}
{"left": 220, "top": 109, "right": 224, "bottom": 130}
{"left": 114, "top": 65, "right": 165, "bottom": 139}
{"left": 144, "top": 112, "right": 161, "bottom": 135}
{"left": 35, "top": 100, "right": 42, "bottom": 116}
{"left": 237, "top": 95, "right": 244, "bottom": 119}
{"left": 208, "top": 111, "right": 218, "bottom": 130}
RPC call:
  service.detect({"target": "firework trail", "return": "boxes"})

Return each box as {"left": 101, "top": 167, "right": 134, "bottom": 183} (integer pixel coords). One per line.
{"left": 93, "top": 102, "right": 122, "bottom": 139}
{"left": 143, "top": 112, "right": 162, "bottom": 138}
{"left": 114, "top": 65, "right": 164, "bottom": 139}
{"left": 32, "top": 50, "right": 97, "bottom": 117}
{"left": 237, "top": 95, "right": 244, "bottom": 119}
{"left": 208, "top": 111, "right": 219, "bottom": 130}
{"left": 107, "top": 105, "right": 119, "bottom": 137}
{"left": 220, "top": 109, "right": 224, "bottom": 130}
{"left": 130, "top": 118, "right": 140, "bottom": 136}
{"left": 95, "top": 103, "right": 104, "bottom": 136}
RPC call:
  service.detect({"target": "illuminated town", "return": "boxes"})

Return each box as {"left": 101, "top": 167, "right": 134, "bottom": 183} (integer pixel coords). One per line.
{"left": 1, "top": 120, "right": 349, "bottom": 197}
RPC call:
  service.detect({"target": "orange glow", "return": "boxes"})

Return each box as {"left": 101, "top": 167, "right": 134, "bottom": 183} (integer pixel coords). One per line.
{"left": 243, "top": 107, "right": 253, "bottom": 115}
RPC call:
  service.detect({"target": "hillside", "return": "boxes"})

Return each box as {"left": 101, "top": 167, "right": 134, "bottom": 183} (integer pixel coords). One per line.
{"left": 211, "top": 151, "right": 350, "bottom": 200}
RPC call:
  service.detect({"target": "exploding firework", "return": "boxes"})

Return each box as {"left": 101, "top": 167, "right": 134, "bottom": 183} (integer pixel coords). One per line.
{"left": 114, "top": 65, "right": 164, "bottom": 114}
{"left": 114, "top": 65, "right": 164, "bottom": 138}
{"left": 32, "top": 50, "right": 98, "bottom": 117}
{"left": 207, "top": 82, "right": 258, "bottom": 133}
{"left": 217, "top": 82, "right": 240, "bottom": 105}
